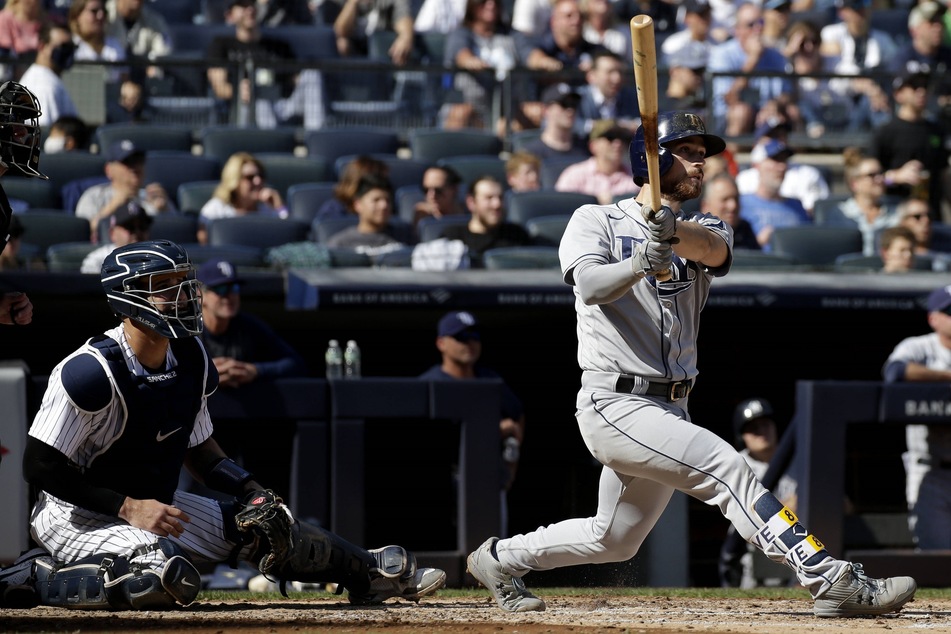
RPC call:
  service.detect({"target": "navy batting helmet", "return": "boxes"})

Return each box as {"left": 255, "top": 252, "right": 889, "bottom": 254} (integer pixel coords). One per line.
{"left": 733, "top": 398, "right": 775, "bottom": 438}
{"left": 101, "top": 240, "right": 203, "bottom": 339}
{"left": 630, "top": 111, "right": 726, "bottom": 182}
{"left": 0, "top": 81, "right": 46, "bottom": 179}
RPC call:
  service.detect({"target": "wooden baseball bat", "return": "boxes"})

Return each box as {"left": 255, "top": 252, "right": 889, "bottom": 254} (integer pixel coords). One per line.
{"left": 629, "top": 14, "right": 671, "bottom": 281}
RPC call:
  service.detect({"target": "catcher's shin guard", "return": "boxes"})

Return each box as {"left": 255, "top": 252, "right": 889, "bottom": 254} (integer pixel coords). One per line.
{"left": 34, "top": 539, "right": 200, "bottom": 610}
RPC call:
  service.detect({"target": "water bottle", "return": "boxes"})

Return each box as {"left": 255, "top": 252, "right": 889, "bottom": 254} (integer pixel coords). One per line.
{"left": 343, "top": 340, "right": 361, "bottom": 379}
{"left": 325, "top": 339, "right": 343, "bottom": 380}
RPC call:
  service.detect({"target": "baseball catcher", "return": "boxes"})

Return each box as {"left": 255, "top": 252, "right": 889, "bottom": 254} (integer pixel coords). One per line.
{"left": 1, "top": 240, "right": 445, "bottom": 609}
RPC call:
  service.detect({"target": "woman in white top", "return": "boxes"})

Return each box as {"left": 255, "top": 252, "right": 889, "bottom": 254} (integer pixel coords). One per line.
{"left": 198, "top": 152, "right": 287, "bottom": 245}
{"left": 68, "top": 0, "right": 126, "bottom": 82}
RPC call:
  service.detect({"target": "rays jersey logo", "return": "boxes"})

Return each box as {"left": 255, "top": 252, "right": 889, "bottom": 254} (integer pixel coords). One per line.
{"left": 617, "top": 236, "right": 694, "bottom": 296}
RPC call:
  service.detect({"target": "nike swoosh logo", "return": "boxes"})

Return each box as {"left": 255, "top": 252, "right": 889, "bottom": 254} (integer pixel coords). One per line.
{"left": 181, "top": 579, "right": 195, "bottom": 587}
{"left": 156, "top": 428, "right": 182, "bottom": 442}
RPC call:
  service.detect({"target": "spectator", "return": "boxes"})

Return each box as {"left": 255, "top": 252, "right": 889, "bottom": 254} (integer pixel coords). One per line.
{"left": 818, "top": 147, "right": 898, "bottom": 256}
{"left": 511, "top": 0, "right": 550, "bottom": 40}
{"left": 505, "top": 150, "right": 541, "bottom": 193}
{"left": 333, "top": 0, "right": 415, "bottom": 65}
{"left": 898, "top": 197, "right": 949, "bottom": 261}
{"left": 576, "top": 49, "right": 640, "bottom": 137}
{"left": 662, "top": 41, "right": 708, "bottom": 114}
{"left": 0, "top": 0, "right": 50, "bottom": 59}
{"left": 761, "top": 0, "right": 791, "bottom": 50}
{"left": 413, "top": 165, "right": 467, "bottom": 226}
{"left": 197, "top": 258, "right": 308, "bottom": 500}
{"left": 555, "top": 119, "right": 638, "bottom": 205}
{"left": 79, "top": 201, "right": 152, "bottom": 274}
{"left": 208, "top": 0, "right": 323, "bottom": 129}
{"left": 415, "top": 0, "right": 466, "bottom": 34}
{"left": 254, "top": 0, "right": 315, "bottom": 26}
{"left": 736, "top": 109, "right": 830, "bottom": 217}
{"left": 611, "top": 0, "right": 677, "bottom": 36}
{"left": 708, "top": 2, "right": 791, "bottom": 136}
{"left": 661, "top": 0, "right": 715, "bottom": 67}
{"left": 701, "top": 172, "right": 759, "bottom": 250}
{"left": 419, "top": 309, "right": 527, "bottom": 536}
{"left": 75, "top": 139, "right": 176, "bottom": 240}
{"left": 526, "top": 0, "right": 606, "bottom": 92}
{"left": 894, "top": 0, "right": 951, "bottom": 76}
{"left": 819, "top": 0, "right": 897, "bottom": 77}
{"left": 579, "top": 0, "right": 631, "bottom": 58}
{"left": 42, "top": 114, "right": 89, "bottom": 154}
{"left": 719, "top": 397, "right": 798, "bottom": 588}
{"left": 871, "top": 70, "right": 948, "bottom": 221}
{"left": 738, "top": 139, "right": 811, "bottom": 249}
{"left": 520, "top": 83, "right": 591, "bottom": 162}
{"left": 325, "top": 173, "right": 406, "bottom": 257}
{"left": 882, "top": 283, "right": 951, "bottom": 548}
{"left": 879, "top": 225, "right": 916, "bottom": 274}
{"left": 17, "top": 22, "right": 78, "bottom": 129}
{"left": 68, "top": 0, "right": 127, "bottom": 83}
{"left": 785, "top": 19, "right": 890, "bottom": 138}
{"left": 316, "top": 155, "right": 390, "bottom": 221}
{"left": 198, "top": 152, "right": 287, "bottom": 245}
{"left": 442, "top": 0, "right": 537, "bottom": 131}
{"left": 105, "top": 0, "right": 172, "bottom": 64}
{"left": 441, "top": 174, "right": 531, "bottom": 268}
{"left": 0, "top": 214, "right": 25, "bottom": 270}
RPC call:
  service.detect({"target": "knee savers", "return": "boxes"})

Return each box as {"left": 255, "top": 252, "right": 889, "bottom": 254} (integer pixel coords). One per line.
{"left": 34, "top": 538, "right": 201, "bottom": 610}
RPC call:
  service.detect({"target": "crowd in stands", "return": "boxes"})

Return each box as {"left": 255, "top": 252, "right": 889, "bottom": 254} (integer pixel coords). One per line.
{"left": 1, "top": 0, "right": 951, "bottom": 275}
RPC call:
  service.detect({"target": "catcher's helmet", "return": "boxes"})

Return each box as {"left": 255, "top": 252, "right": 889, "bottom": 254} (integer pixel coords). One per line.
{"left": 733, "top": 397, "right": 775, "bottom": 438}
{"left": 0, "top": 81, "right": 46, "bottom": 179}
{"left": 101, "top": 240, "right": 203, "bottom": 339}
{"left": 630, "top": 111, "right": 726, "bottom": 182}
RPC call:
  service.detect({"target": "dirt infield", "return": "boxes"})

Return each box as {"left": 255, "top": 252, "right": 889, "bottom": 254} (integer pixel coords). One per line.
{"left": 3, "top": 595, "right": 951, "bottom": 633}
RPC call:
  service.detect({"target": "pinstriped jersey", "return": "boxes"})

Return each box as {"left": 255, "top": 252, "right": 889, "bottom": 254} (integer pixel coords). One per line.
{"left": 558, "top": 198, "right": 733, "bottom": 381}
{"left": 28, "top": 326, "right": 217, "bottom": 506}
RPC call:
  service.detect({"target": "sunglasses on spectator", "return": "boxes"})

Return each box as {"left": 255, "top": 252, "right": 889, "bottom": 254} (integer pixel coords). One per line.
{"left": 742, "top": 18, "right": 764, "bottom": 28}
{"left": 855, "top": 170, "right": 883, "bottom": 179}
{"left": 209, "top": 283, "right": 241, "bottom": 296}
{"left": 904, "top": 213, "right": 929, "bottom": 221}
{"left": 241, "top": 172, "right": 262, "bottom": 181}
{"left": 424, "top": 186, "right": 447, "bottom": 195}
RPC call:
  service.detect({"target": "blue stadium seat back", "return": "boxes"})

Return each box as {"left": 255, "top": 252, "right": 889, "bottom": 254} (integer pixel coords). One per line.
{"left": 507, "top": 190, "right": 596, "bottom": 226}
{"left": 149, "top": 214, "right": 199, "bottom": 245}
{"left": 198, "top": 126, "right": 299, "bottom": 163}
{"left": 328, "top": 247, "right": 374, "bottom": 268}
{"left": 287, "top": 182, "right": 340, "bottom": 224}
{"left": 94, "top": 123, "right": 194, "bottom": 154}
{"left": 45, "top": 241, "right": 99, "bottom": 273}
{"left": 255, "top": 153, "right": 335, "bottom": 199}
{"left": 3, "top": 176, "right": 61, "bottom": 209}
{"left": 334, "top": 154, "right": 428, "bottom": 191}
{"left": 437, "top": 155, "right": 509, "bottom": 191}
{"left": 767, "top": 226, "right": 864, "bottom": 267}
{"left": 374, "top": 245, "right": 415, "bottom": 268}
{"left": 206, "top": 216, "right": 311, "bottom": 250}
{"left": 731, "top": 248, "right": 798, "bottom": 270}
{"left": 409, "top": 129, "right": 503, "bottom": 162}
{"left": 869, "top": 8, "right": 912, "bottom": 49}
{"left": 304, "top": 128, "right": 401, "bottom": 165}
{"left": 177, "top": 180, "right": 220, "bottom": 215}
{"left": 510, "top": 129, "right": 543, "bottom": 152}
{"left": 16, "top": 211, "right": 91, "bottom": 252}
{"left": 525, "top": 214, "right": 571, "bottom": 247}
{"left": 168, "top": 23, "right": 233, "bottom": 56}
{"left": 312, "top": 215, "right": 358, "bottom": 244}
{"left": 150, "top": 0, "right": 200, "bottom": 24}
{"left": 396, "top": 184, "right": 424, "bottom": 224}
{"left": 928, "top": 222, "right": 951, "bottom": 252}
{"left": 261, "top": 25, "right": 338, "bottom": 60}
{"left": 143, "top": 152, "right": 222, "bottom": 203}
{"left": 41, "top": 152, "right": 106, "bottom": 189}
{"left": 180, "top": 243, "right": 267, "bottom": 267}
{"left": 416, "top": 215, "right": 470, "bottom": 242}
{"left": 482, "top": 246, "right": 561, "bottom": 270}
{"left": 540, "top": 156, "right": 582, "bottom": 190}
{"left": 61, "top": 175, "right": 110, "bottom": 214}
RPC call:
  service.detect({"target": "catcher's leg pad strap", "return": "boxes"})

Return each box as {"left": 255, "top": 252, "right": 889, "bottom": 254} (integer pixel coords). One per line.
{"left": 370, "top": 545, "right": 416, "bottom": 580}
{"left": 750, "top": 491, "right": 828, "bottom": 569}
{"left": 34, "top": 554, "right": 117, "bottom": 609}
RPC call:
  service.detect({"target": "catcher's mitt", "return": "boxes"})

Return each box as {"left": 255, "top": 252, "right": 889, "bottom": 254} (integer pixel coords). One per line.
{"left": 234, "top": 489, "right": 295, "bottom": 574}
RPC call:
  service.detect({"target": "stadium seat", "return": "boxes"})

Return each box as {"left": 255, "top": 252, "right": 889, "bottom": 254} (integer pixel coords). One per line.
{"left": 311, "top": 215, "right": 358, "bottom": 244}
{"left": 287, "top": 182, "right": 339, "bottom": 224}
{"left": 525, "top": 215, "right": 571, "bottom": 247}
{"left": 255, "top": 153, "right": 335, "bottom": 198}
{"left": 143, "top": 152, "right": 222, "bottom": 204}
{"left": 94, "top": 123, "right": 194, "bottom": 154}
{"left": 177, "top": 181, "right": 220, "bottom": 215}
{"left": 149, "top": 214, "right": 199, "bottom": 245}
{"left": 16, "top": 212, "right": 91, "bottom": 254}
{"left": 198, "top": 126, "right": 299, "bottom": 163}
{"left": 304, "top": 128, "right": 401, "bottom": 166}
{"left": 409, "top": 129, "right": 503, "bottom": 162}
{"left": 540, "top": 156, "right": 583, "bottom": 190}
{"left": 482, "top": 246, "right": 561, "bottom": 270}
{"left": 45, "top": 241, "right": 99, "bottom": 273}
{"left": 767, "top": 226, "right": 864, "bottom": 267}
{"left": 207, "top": 216, "right": 310, "bottom": 250}
{"left": 437, "top": 155, "right": 509, "bottom": 190}
{"left": 41, "top": 152, "right": 106, "bottom": 189}
{"left": 416, "top": 215, "right": 470, "bottom": 242}
{"left": 3, "top": 177, "right": 61, "bottom": 209}
{"left": 507, "top": 191, "right": 596, "bottom": 226}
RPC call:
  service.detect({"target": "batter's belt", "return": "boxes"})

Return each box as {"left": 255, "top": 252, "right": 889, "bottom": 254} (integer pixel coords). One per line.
{"left": 615, "top": 375, "right": 693, "bottom": 401}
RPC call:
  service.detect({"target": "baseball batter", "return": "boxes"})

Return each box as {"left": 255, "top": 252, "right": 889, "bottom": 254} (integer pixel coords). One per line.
{"left": 883, "top": 283, "right": 951, "bottom": 549}
{"left": 16, "top": 240, "right": 445, "bottom": 610}
{"left": 466, "top": 112, "right": 917, "bottom": 618}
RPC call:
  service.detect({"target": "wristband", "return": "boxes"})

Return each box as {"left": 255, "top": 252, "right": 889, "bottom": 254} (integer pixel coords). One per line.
{"left": 205, "top": 457, "right": 255, "bottom": 496}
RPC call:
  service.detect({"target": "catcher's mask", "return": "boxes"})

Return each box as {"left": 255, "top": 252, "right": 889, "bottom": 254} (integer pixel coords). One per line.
{"left": 0, "top": 81, "right": 46, "bottom": 179}
{"left": 100, "top": 240, "right": 203, "bottom": 339}
{"left": 630, "top": 111, "right": 725, "bottom": 185}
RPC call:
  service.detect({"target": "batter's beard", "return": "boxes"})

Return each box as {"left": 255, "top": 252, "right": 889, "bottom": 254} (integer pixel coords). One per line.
{"left": 661, "top": 171, "right": 702, "bottom": 203}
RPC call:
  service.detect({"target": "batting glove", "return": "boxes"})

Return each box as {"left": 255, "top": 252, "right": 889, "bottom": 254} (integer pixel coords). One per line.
{"left": 631, "top": 239, "right": 673, "bottom": 278}
{"left": 647, "top": 205, "right": 677, "bottom": 242}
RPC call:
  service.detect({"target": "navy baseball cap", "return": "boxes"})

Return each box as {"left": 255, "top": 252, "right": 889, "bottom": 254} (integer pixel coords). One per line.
{"left": 109, "top": 201, "right": 152, "bottom": 232}
{"left": 927, "top": 285, "right": 951, "bottom": 313}
{"left": 754, "top": 115, "right": 792, "bottom": 140}
{"left": 197, "top": 259, "right": 245, "bottom": 287}
{"left": 437, "top": 310, "right": 479, "bottom": 338}
{"left": 105, "top": 139, "right": 145, "bottom": 165}
{"left": 750, "top": 138, "right": 793, "bottom": 164}
{"left": 733, "top": 398, "right": 775, "bottom": 437}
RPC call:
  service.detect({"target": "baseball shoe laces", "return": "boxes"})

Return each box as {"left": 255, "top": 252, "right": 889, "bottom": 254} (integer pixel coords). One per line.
{"left": 813, "top": 563, "right": 917, "bottom": 617}
{"left": 467, "top": 537, "right": 545, "bottom": 612}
